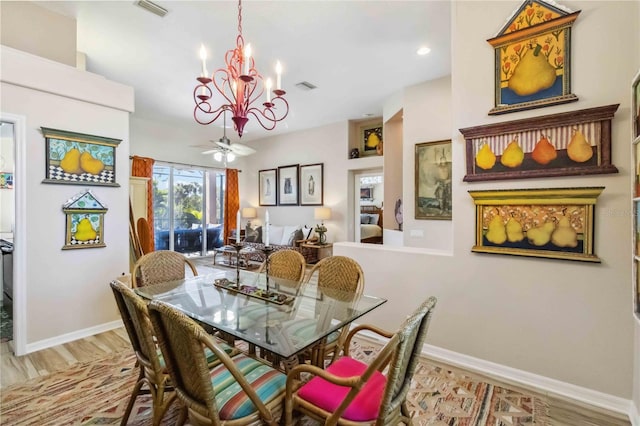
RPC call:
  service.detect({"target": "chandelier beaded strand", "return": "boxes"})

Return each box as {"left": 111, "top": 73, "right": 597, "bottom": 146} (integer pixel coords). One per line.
{"left": 194, "top": 0, "right": 289, "bottom": 138}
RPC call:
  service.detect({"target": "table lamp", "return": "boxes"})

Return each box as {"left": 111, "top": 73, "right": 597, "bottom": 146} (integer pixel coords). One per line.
{"left": 314, "top": 207, "right": 331, "bottom": 244}
{"left": 242, "top": 207, "right": 257, "bottom": 227}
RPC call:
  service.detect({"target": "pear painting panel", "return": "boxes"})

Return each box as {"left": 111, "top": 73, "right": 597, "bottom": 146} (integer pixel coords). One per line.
{"left": 42, "top": 127, "right": 121, "bottom": 187}
{"left": 62, "top": 190, "right": 107, "bottom": 249}
{"left": 469, "top": 187, "right": 603, "bottom": 263}
{"left": 460, "top": 104, "right": 619, "bottom": 182}
{"left": 488, "top": 0, "right": 579, "bottom": 115}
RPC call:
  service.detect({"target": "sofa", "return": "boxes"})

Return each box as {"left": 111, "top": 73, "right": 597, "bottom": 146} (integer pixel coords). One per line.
{"left": 155, "top": 224, "right": 223, "bottom": 253}
{"left": 240, "top": 224, "right": 318, "bottom": 264}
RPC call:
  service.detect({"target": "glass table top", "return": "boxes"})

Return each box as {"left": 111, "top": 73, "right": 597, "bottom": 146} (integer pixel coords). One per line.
{"left": 135, "top": 269, "right": 386, "bottom": 359}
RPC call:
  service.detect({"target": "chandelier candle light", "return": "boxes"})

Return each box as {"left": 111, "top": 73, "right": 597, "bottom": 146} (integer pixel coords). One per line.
{"left": 194, "top": 0, "right": 289, "bottom": 138}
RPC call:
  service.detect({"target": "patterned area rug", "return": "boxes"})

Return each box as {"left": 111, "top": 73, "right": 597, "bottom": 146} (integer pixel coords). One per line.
{"left": 0, "top": 339, "right": 549, "bottom": 425}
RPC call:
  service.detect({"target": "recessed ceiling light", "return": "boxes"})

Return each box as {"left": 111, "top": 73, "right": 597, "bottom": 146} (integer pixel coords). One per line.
{"left": 417, "top": 46, "right": 431, "bottom": 56}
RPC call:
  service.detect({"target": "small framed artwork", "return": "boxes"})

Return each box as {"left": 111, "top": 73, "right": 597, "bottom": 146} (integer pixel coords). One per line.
{"left": 42, "top": 127, "right": 121, "bottom": 187}
{"left": 299, "top": 163, "right": 323, "bottom": 206}
{"left": 360, "top": 123, "right": 383, "bottom": 157}
{"left": 459, "top": 104, "right": 619, "bottom": 182}
{"left": 468, "top": 187, "right": 603, "bottom": 262}
{"left": 278, "top": 164, "right": 299, "bottom": 206}
{"left": 0, "top": 172, "right": 13, "bottom": 189}
{"left": 487, "top": 0, "right": 579, "bottom": 115}
{"left": 258, "top": 169, "right": 277, "bottom": 206}
{"left": 415, "top": 140, "right": 452, "bottom": 220}
{"left": 62, "top": 189, "right": 108, "bottom": 249}
{"left": 360, "top": 187, "right": 373, "bottom": 201}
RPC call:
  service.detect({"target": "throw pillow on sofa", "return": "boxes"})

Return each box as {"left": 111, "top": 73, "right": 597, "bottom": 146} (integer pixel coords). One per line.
{"left": 288, "top": 228, "right": 305, "bottom": 246}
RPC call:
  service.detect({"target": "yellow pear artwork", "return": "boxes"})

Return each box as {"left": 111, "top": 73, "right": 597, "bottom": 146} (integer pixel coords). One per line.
{"left": 75, "top": 217, "right": 98, "bottom": 241}
{"left": 567, "top": 128, "right": 593, "bottom": 163}
{"left": 475, "top": 143, "right": 496, "bottom": 170}
{"left": 526, "top": 222, "right": 555, "bottom": 246}
{"left": 366, "top": 132, "right": 380, "bottom": 149}
{"left": 80, "top": 152, "right": 105, "bottom": 175}
{"left": 500, "top": 137, "right": 524, "bottom": 168}
{"left": 485, "top": 215, "right": 507, "bottom": 245}
{"left": 551, "top": 216, "right": 578, "bottom": 248}
{"left": 508, "top": 44, "right": 557, "bottom": 96}
{"left": 506, "top": 217, "right": 524, "bottom": 243}
{"left": 60, "top": 148, "right": 83, "bottom": 174}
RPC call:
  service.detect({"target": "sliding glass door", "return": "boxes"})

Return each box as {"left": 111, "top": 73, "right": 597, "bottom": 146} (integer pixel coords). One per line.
{"left": 152, "top": 163, "right": 225, "bottom": 257}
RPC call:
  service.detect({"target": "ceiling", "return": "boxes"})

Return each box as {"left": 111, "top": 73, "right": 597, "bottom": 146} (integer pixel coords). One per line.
{"left": 34, "top": 1, "right": 451, "bottom": 144}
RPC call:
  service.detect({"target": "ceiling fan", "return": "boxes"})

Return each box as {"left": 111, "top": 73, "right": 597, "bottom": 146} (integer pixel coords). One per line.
{"left": 191, "top": 112, "right": 256, "bottom": 166}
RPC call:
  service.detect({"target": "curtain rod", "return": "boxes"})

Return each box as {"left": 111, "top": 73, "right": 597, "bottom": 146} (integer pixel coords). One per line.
{"left": 128, "top": 156, "right": 241, "bottom": 172}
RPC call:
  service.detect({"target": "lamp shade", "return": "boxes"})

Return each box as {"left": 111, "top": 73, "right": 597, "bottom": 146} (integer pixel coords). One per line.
{"left": 314, "top": 207, "right": 331, "bottom": 221}
{"left": 242, "top": 207, "right": 257, "bottom": 219}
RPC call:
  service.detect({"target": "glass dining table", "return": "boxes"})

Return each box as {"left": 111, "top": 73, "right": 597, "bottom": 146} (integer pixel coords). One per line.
{"left": 134, "top": 268, "right": 386, "bottom": 368}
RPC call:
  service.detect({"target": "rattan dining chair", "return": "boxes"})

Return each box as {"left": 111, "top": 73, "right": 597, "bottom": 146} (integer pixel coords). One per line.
{"left": 111, "top": 280, "right": 236, "bottom": 425}
{"left": 284, "top": 296, "right": 437, "bottom": 426}
{"left": 304, "top": 256, "right": 365, "bottom": 366}
{"left": 132, "top": 250, "right": 198, "bottom": 288}
{"left": 148, "top": 299, "right": 287, "bottom": 426}
{"left": 257, "top": 249, "right": 306, "bottom": 284}
{"left": 110, "top": 279, "right": 176, "bottom": 426}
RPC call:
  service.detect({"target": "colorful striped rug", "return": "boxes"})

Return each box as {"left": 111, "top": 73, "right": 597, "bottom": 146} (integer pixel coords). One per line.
{"left": 0, "top": 340, "right": 549, "bottom": 425}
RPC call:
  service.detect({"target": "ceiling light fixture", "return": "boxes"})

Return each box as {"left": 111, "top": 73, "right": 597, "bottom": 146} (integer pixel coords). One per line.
{"left": 417, "top": 46, "right": 431, "bottom": 56}
{"left": 193, "top": 0, "right": 289, "bottom": 138}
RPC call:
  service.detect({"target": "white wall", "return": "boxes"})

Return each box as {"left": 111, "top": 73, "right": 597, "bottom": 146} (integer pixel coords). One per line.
{"left": 402, "top": 76, "right": 453, "bottom": 251}
{"left": 238, "top": 122, "right": 350, "bottom": 242}
{"left": 0, "top": 1, "right": 77, "bottom": 67}
{"left": 1, "top": 46, "right": 133, "bottom": 348}
{"left": 337, "top": 0, "right": 637, "bottom": 404}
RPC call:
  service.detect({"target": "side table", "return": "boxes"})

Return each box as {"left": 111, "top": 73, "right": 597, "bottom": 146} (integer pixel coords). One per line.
{"left": 300, "top": 242, "right": 333, "bottom": 263}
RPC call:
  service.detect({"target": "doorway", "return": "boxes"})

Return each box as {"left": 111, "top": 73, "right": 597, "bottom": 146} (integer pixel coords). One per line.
{"left": 0, "top": 121, "right": 15, "bottom": 344}
{"left": 355, "top": 169, "right": 383, "bottom": 244}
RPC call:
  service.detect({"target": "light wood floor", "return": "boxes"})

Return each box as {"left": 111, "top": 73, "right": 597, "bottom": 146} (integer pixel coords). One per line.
{"left": 0, "top": 327, "right": 631, "bottom": 425}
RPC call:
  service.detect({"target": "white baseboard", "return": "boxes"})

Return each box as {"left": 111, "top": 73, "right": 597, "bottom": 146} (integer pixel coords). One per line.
{"left": 25, "top": 320, "right": 123, "bottom": 354}
{"left": 355, "top": 329, "right": 633, "bottom": 421}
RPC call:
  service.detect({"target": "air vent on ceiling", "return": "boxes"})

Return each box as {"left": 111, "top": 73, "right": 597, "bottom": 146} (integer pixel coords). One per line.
{"left": 295, "top": 81, "right": 317, "bottom": 91}
{"left": 136, "top": 0, "right": 168, "bottom": 17}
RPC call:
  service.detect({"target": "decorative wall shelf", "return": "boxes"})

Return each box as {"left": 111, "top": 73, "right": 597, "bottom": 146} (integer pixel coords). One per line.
{"left": 459, "top": 104, "right": 619, "bottom": 182}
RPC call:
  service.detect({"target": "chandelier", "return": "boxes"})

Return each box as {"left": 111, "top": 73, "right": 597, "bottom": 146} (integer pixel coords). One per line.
{"left": 193, "top": 0, "right": 289, "bottom": 138}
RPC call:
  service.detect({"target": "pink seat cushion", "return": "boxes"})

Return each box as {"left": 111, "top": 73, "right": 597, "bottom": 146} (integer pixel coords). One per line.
{"left": 297, "top": 356, "right": 386, "bottom": 422}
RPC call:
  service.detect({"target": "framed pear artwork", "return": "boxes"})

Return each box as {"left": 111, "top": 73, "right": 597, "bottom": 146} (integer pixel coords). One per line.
{"left": 460, "top": 104, "right": 619, "bottom": 182}
{"left": 488, "top": 0, "right": 580, "bottom": 115}
{"left": 62, "top": 189, "right": 108, "bottom": 249}
{"left": 42, "top": 127, "right": 121, "bottom": 187}
{"left": 469, "top": 187, "right": 603, "bottom": 263}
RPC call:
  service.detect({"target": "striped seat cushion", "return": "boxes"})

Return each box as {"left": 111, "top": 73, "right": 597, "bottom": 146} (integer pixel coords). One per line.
{"left": 297, "top": 356, "right": 386, "bottom": 422}
{"left": 210, "top": 353, "right": 286, "bottom": 420}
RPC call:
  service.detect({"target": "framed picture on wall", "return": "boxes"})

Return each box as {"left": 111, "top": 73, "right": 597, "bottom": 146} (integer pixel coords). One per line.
{"left": 360, "top": 123, "right": 383, "bottom": 157}
{"left": 415, "top": 140, "right": 452, "bottom": 220}
{"left": 41, "top": 127, "right": 121, "bottom": 187}
{"left": 258, "top": 169, "right": 277, "bottom": 206}
{"left": 487, "top": 0, "right": 580, "bottom": 115}
{"left": 278, "top": 164, "right": 299, "bottom": 206}
{"left": 299, "top": 163, "right": 323, "bottom": 206}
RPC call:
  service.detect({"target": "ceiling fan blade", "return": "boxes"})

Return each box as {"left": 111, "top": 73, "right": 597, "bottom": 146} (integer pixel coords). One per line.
{"left": 226, "top": 143, "right": 256, "bottom": 156}
{"left": 201, "top": 149, "right": 218, "bottom": 155}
